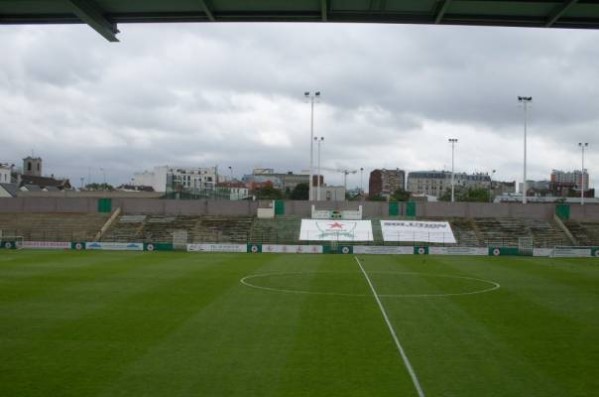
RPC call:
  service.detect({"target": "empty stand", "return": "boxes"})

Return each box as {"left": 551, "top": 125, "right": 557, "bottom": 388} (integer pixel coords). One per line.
{"left": 563, "top": 221, "right": 599, "bottom": 246}
{"left": 473, "top": 217, "right": 571, "bottom": 247}
{"left": 249, "top": 217, "right": 302, "bottom": 244}
{"left": 0, "top": 213, "right": 109, "bottom": 241}
{"left": 102, "top": 215, "right": 254, "bottom": 243}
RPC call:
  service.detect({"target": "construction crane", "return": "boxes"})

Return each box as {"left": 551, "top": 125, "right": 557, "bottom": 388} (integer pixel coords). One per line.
{"left": 319, "top": 167, "right": 358, "bottom": 191}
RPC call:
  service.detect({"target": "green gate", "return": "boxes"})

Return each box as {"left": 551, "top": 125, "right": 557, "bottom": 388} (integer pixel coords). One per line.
{"left": 389, "top": 201, "right": 399, "bottom": 216}
{"left": 555, "top": 204, "right": 570, "bottom": 220}
{"left": 274, "top": 200, "right": 285, "bottom": 216}
{"left": 406, "top": 201, "right": 416, "bottom": 217}
{"left": 97, "top": 198, "right": 112, "bottom": 213}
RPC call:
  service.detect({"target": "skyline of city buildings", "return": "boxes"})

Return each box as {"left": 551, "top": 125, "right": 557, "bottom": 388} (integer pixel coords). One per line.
{"left": 369, "top": 169, "right": 405, "bottom": 199}
{"left": 1, "top": 154, "right": 596, "bottom": 201}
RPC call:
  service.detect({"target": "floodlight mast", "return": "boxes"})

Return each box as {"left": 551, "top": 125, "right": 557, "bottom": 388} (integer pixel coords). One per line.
{"left": 305, "top": 91, "right": 320, "bottom": 201}
{"left": 579, "top": 142, "right": 589, "bottom": 205}
{"left": 448, "top": 138, "right": 458, "bottom": 202}
{"left": 360, "top": 167, "right": 364, "bottom": 200}
{"left": 518, "top": 96, "right": 532, "bottom": 204}
{"left": 315, "top": 136, "right": 324, "bottom": 201}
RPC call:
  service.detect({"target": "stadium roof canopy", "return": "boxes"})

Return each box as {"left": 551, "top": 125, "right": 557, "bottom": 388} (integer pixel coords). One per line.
{"left": 1, "top": 0, "right": 599, "bottom": 42}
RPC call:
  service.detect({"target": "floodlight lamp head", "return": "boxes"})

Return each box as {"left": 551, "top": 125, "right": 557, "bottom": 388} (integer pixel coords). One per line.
{"left": 315, "top": 91, "right": 320, "bottom": 97}
{"left": 304, "top": 92, "right": 310, "bottom": 97}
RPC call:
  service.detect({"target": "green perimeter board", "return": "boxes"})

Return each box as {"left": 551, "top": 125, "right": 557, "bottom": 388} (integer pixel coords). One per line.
{"left": 0, "top": 251, "right": 597, "bottom": 396}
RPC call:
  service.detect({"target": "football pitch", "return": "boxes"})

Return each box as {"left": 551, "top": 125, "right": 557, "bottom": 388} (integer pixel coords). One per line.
{"left": 0, "top": 251, "right": 597, "bottom": 396}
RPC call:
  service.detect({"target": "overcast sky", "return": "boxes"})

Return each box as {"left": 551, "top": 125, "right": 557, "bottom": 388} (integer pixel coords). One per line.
{"left": 0, "top": 22, "right": 597, "bottom": 191}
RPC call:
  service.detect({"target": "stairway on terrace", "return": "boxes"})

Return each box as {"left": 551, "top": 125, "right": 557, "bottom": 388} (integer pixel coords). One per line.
{"left": 369, "top": 219, "right": 385, "bottom": 245}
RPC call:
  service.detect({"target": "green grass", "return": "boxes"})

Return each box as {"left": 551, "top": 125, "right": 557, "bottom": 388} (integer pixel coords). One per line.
{"left": 0, "top": 251, "right": 597, "bottom": 396}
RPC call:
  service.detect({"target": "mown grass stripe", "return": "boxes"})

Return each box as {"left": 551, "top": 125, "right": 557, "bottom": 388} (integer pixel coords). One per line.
{"left": 355, "top": 256, "right": 425, "bottom": 397}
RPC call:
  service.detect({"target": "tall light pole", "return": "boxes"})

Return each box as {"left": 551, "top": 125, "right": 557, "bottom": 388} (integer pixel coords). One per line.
{"left": 489, "top": 169, "right": 496, "bottom": 203}
{"left": 448, "top": 138, "right": 458, "bottom": 202}
{"left": 360, "top": 167, "right": 364, "bottom": 200}
{"left": 314, "top": 137, "right": 324, "bottom": 201}
{"left": 305, "top": 91, "right": 320, "bottom": 201}
{"left": 518, "top": 96, "right": 532, "bottom": 204}
{"left": 228, "top": 166, "right": 233, "bottom": 182}
{"left": 579, "top": 142, "right": 589, "bottom": 205}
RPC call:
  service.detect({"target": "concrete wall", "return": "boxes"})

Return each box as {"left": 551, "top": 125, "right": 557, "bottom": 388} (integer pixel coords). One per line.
{"left": 282, "top": 201, "right": 389, "bottom": 218}
{"left": 415, "top": 202, "right": 556, "bottom": 220}
{"left": 17, "top": 191, "right": 163, "bottom": 199}
{"left": 569, "top": 204, "right": 599, "bottom": 221}
{"left": 0, "top": 198, "right": 97, "bottom": 212}
{"left": 1, "top": 197, "right": 597, "bottom": 222}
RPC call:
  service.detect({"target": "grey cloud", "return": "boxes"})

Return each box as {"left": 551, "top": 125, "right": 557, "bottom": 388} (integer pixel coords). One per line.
{"left": 1, "top": 22, "right": 598, "bottom": 189}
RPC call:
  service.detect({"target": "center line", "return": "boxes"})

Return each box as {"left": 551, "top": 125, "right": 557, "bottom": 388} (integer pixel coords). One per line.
{"left": 355, "top": 256, "right": 425, "bottom": 397}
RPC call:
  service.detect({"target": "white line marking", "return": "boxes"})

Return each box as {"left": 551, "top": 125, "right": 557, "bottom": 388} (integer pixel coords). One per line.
{"left": 240, "top": 271, "right": 500, "bottom": 298}
{"left": 355, "top": 256, "right": 426, "bottom": 397}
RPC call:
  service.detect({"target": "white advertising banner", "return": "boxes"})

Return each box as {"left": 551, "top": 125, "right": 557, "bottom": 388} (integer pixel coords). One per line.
{"left": 187, "top": 243, "right": 247, "bottom": 253}
{"left": 262, "top": 244, "right": 323, "bottom": 254}
{"left": 85, "top": 242, "right": 144, "bottom": 251}
{"left": 550, "top": 248, "right": 592, "bottom": 258}
{"left": 353, "top": 246, "right": 414, "bottom": 255}
{"left": 23, "top": 241, "right": 71, "bottom": 250}
{"left": 299, "top": 220, "right": 373, "bottom": 241}
{"left": 533, "top": 248, "right": 554, "bottom": 257}
{"left": 381, "top": 220, "right": 456, "bottom": 243}
{"left": 428, "top": 246, "right": 487, "bottom": 256}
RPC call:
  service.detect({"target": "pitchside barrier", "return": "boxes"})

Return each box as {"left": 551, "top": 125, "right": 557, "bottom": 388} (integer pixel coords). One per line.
{"left": 2, "top": 240, "right": 598, "bottom": 257}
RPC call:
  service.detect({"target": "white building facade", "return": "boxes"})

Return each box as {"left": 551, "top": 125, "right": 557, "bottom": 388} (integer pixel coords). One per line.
{"left": 133, "top": 166, "right": 218, "bottom": 194}
{"left": 0, "top": 164, "right": 11, "bottom": 184}
{"left": 551, "top": 169, "right": 589, "bottom": 190}
{"left": 407, "top": 171, "right": 492, "bottom": 197}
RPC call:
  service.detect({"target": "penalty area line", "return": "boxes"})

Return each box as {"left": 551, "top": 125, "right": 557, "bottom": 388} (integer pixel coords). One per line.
{"left": 354, "top": 256, "right": 425, "bottom": 397}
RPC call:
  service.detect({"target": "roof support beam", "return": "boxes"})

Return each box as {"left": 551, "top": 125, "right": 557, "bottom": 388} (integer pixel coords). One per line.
{"left": 435, "top": 0, "right": 453, "bottom": 24}
{"left": 67, "top": 0, "right": 119, "bottom": 42}
{"left": 197, "top": 0, "right": 216, "bottom": 22}
{"left": 545, "top": 0, "right": 578, "bottom": 27}
{"left": 321, "top": 0, "right": 328, "bottom": 21}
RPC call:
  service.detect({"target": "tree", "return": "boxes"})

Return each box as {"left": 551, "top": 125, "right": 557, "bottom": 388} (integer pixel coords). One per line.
{"left": 85, "top": 182, "right": 114, "bottom": 191}
{"left": 462, "top": 187, "right": 490, "bottom": 202}
{"left": 253, "top": 181, "right": 283, "bottom": 200}
{"left": 439, "top": 186, "right": 489, "bottom": 202}
{"left": 289, "top": 183, "right": 309, "bottom": 200}
{"left": 390, "top": 188, "right": 411, "bottom": 202}
{"left": 368, "top": 194, "right": 387, "bottom": 202}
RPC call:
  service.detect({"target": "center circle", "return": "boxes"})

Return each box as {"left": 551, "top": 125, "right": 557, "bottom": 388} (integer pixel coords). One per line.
{"left": 240, "top": 271, "right": 500, "bottom": 298}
